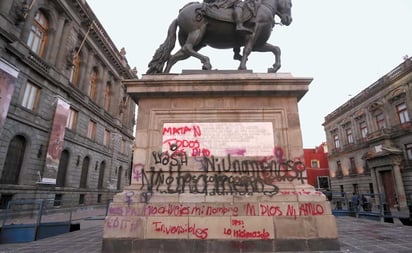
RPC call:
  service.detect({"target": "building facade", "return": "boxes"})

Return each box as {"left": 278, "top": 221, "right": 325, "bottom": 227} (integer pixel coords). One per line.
{"left": 303, "top": 143, "right": 330, "bottom": 190}
{"left": 0, "top": 0, "right": 137, "bottom": 211}
{"left": 323, "top": 57, "right": 412, "bottom": 217}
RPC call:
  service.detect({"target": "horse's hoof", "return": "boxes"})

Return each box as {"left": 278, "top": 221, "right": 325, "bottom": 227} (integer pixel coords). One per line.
{"left": 233, "top": 54, "right": 242, "bottom": 61}
{"left": 268, "top": 66, "right": 280, "bottom": 73}
{"left": 202, "top": 64, "right": 212, "bottom": 70}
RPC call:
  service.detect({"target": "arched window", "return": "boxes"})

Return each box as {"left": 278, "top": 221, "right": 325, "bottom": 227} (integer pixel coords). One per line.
{"left": 117, "top": 166, "right": 123, "bottom": 190}
{"left": 56, "top": 150, "right": 69, "bottom": 187}
{"left": 69, "top": 51, "right": 81, "bottom": 87}
{"left": 97, "top": 161, "right": 105, "bottom": 189}
{"left": 104, "top": 82, "right": 111, "bottom": 111}
{"left": 89, "top": 68, "right": 98, "bottom": 101}
{"left": 79, "top": 156, "right": 90, "bottom": 188}
{"left": 1, "top": 135, "right": 26, "bottom": 184}
{"left": 27, "top": 11, "right": 48, "bottom": 56}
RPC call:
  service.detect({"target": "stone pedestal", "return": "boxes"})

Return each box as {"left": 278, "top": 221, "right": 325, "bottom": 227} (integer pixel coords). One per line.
{"left": 102, "top": 72, "right": 340, "bottom": 253}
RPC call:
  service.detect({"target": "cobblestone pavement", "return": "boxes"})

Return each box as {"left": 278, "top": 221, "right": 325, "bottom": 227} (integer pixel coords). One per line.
{"left": 0, "top": 216, "right": 412, "bottom": 253}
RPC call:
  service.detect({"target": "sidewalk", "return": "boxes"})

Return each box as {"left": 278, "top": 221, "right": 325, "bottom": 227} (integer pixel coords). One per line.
{"left": 0, "top": 216, "right": 412, "bottom": 253}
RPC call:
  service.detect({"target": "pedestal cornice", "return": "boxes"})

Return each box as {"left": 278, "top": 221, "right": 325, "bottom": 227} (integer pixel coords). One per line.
{"left": 125, "top": 72, "right": 312, "bottom": 104}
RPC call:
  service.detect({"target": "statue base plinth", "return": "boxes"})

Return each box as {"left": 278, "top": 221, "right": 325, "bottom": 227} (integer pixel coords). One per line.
{"left": 102, "top": 72, "right": 339, "bottom": 253}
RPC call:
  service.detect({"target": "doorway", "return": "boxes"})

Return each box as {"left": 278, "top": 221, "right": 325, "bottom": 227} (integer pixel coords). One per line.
{"left": 380, "top": 170, "right": 397, "bottom": 208}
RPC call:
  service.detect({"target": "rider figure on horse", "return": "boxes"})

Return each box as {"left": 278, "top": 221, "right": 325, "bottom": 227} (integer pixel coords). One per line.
{"left": 205, "top": 0, "right": 256, "bottom": 33}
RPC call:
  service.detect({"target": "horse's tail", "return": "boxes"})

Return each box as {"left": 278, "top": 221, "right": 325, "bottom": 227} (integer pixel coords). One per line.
{"left": 146, "top": 19, "right": 178, "bottom": 74}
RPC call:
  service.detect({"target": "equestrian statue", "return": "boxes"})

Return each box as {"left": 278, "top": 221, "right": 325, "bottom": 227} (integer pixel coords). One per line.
{"left": 146, "top": 0, "right": 292, "bottom": 74}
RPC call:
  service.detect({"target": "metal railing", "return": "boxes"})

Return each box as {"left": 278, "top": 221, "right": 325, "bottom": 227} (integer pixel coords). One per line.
{"left": 328, "top": 191, "right": 410, "bottom": 223}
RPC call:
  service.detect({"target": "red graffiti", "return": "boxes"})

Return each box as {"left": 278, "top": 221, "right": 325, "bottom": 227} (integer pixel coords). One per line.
{"left": 162, "top": 125, "right": 201, "bottom": 137}
{"left": 224, "top": 227, "right": 270, "bottom": 240}
{"left": 152, "top": 221, "right": 208, "bottom": 239}
{"left": 260, "top": 204, "right": 283, "bottom": 216}
{"left": 299, "top": 203, "right": 325, "bottom": 216}
{"left": 232, "top": 219, "right": 244, "bottom": 226}
{"left": 145, "top": 204, "right": 239, "bottom": 217}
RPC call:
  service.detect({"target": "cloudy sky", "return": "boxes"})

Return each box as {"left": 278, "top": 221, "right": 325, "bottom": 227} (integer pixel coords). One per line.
{"left": 86, "top": 0, "right": 412, "bottom": 148}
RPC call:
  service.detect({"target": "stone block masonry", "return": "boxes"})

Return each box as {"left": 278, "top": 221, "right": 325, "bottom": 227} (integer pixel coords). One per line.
{"left": 102, "top": 72, "right": 339, "bottom": 253}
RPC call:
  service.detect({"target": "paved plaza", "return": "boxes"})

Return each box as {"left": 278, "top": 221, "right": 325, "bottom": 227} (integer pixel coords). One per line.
{"left": 0, "top": 216, "right": 411, "bottom": 253}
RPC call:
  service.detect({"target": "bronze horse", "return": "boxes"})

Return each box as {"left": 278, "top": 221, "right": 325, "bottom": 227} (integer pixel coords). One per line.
{"left": 146, "top": 0, "right": 292, "bottom": 74}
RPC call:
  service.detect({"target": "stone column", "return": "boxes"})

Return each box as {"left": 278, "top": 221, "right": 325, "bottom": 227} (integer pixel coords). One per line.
{"left": 79, "top": 51, "right": 94, "bottom": 94}
{"left": 50, "top": 16, "right": 67, "bottom": 68}
{"left": 392, "top": 161, "right": 408, "bottom": 210}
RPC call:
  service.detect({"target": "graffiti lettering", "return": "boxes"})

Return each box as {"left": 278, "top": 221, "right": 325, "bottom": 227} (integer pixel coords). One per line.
{"left": 105, "top": 217, "right": 139, "bottom": 232}
{"left": 152, "top": 150, "right": 188, "bottom": 167}
{"left": 145, "top": 204, "right": 239, "bottom": 217}
{"left": 108, "top": 207, "right": 141, "bottom": 216}
{"left": 299, "top": 203, "right": 325, "bottom": 216}
{"left": 140, "top": 168, "right": 279, "bottom": 196}
{"left": 233, "top": 228, "right": 270, "bottom": 240}
{"left": 152, "top": 221, "right": 208, "bottom": 239}
{"left": 201, "top": 155, "right": 306, "bottom": 183}
{"left": 260, "top": 204, "right": 283, "bottom": 216}
{"left": 162, "top": 125, "right": 201, "bottom": 137}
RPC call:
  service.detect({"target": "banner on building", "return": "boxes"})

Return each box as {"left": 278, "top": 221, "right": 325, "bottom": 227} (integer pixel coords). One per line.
{"left": 0, "top": 59, "right": 19, "bottom": 133}
{"left": 43, "top": 98, "right": 70, "bottom": 184}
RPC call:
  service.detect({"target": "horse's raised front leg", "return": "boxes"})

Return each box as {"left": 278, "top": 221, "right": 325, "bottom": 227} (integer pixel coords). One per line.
{"left": 254, "top": 43, "right": 281, "bottom": 73}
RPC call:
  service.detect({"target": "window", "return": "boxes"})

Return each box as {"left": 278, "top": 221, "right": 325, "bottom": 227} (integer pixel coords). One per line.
{"left": 104, "top": 82, "right": 111, "bottom": 111}
{"left": 117, "top": 166, "right": 123, "bottom": 190}
{"left": 317, "top": 176, "right": 330, "bottom": 189}
{"left": 103, "top": 129, "right": 110, "bottom": 147}
{"left": 27, "top": 11, "right": 48, "bottom": 56}
{"left": 333, "top": 134, "right": 340, "bottom": 149}
{"left": 79, "top": 156, "right": 90, "bottom": 188}
{"left": 21, "top": 82, "right": 40, "bottom": 111}
{"left": 89, "top": 68, "right": 98, "bottom": 101}
{"left": 405, "top": 144, "right": 412, "bottom": 160}
{"left": 66, "top": 108, "right": 78, "bottom": 130}
{"left": 336, "top": 160, "right": 343, "bottom": 178}
{"left": 349, "top": 157, "right": 357, "bottom": 175}
{"left": 346, "top": 128, "right": 354, "bottom": 144}
{"left": 397, "top": 103, "right": 410, "bottom": 124}
{"left": 56, "top": 150, "right": 69, "bottom": 187}
{"left": 69, "top": 52, "right": 81, "bottom": 86}
{"left": 97, "top": 161, "right": 105, "bottom": 189}
{"left": 360, "top": 121, "right": 368, "bottom": 138}
{"left": 311, "top": 160, "right": 319, "bottom": 168}
{"left": 87, "top": 120, "right": 96, "bottom": 140}
{"left": 369, "top": 183, "right": 374, "bottom": 195}
{"left": 375, "top": 112, "right": 385, "bottom": 129}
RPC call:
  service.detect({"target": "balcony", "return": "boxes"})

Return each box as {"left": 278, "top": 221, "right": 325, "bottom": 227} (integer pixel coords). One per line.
{"left": 366, "top": 128, "right": 391, "bottom": 142}
{"left": 26, "top": 51, "right": 50, "bottom": 74}
{"left": 392, "top": 122, "right": 412, "bottom": 135}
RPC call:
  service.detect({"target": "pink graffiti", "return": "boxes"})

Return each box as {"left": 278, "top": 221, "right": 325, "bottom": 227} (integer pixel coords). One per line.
{"left": 226, "top": 148, "right": 246, "bottom": 156}
{"left": 133, "top": 163, "right": 144, "bottom": 182}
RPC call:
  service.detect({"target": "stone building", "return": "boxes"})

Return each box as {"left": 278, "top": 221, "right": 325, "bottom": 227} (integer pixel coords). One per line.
{"left": 0, "top": 0, "right": 137, "bottom": 211}
{"left": 323, "top": 57, "right": 412, "bottom": 217}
